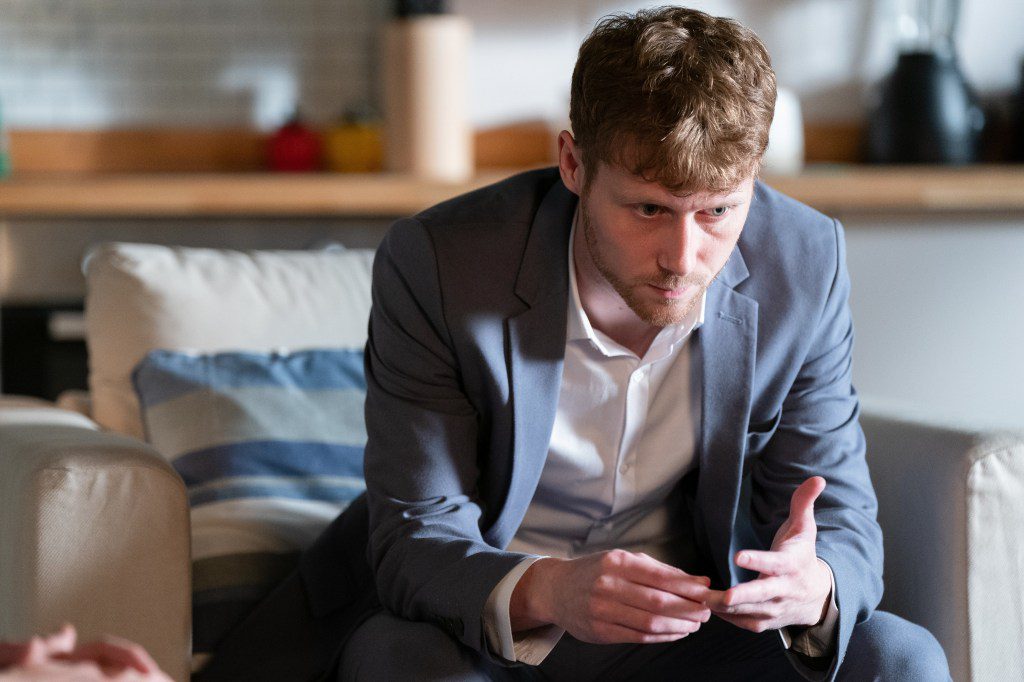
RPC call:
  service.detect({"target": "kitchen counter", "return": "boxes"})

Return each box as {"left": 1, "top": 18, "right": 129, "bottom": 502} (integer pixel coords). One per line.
{"left": 2, "top": 165, "right": 1023, "bottom": 218}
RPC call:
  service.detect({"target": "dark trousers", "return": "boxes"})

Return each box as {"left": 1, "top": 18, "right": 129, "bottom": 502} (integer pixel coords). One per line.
{"left": 338, "top": 606, "right": 951, "bottom": 682}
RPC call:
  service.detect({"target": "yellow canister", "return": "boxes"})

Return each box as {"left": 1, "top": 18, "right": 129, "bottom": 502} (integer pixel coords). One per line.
{"left": 324, "top": 114, "right": 383, "bottom": 173}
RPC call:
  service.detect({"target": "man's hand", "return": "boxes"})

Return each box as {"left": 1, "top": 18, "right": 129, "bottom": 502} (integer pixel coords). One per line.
{"left": 706, "top": 476, "right": 832, "bottom": 633}
{"left": 0, "top": 624, "right": 172, "bottom": 681}
{"left": 510, "top": 549, "right": 712, "bottom": 645}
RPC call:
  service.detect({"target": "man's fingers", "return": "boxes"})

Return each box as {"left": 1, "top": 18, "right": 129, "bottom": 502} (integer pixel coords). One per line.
{"left": 613, "top": 551, "right": 712, "bottom": 601}
{"left": 102, "top": 637, "right": 159, "bottom": 673}
{"left": 591, "top": 620, "right": 691, "bottom": 645}
{"left": 709, "top": 599, "right": 782, "bottom": 618}
{"left": 713, "top": 612, "right": 781, "bottom": 634}
{"left": 606, "top": 601, "right": 705, "bottom": 637}
{"left": 43, "top": 623, "right": 77, "bottom": 654}
{"left": 735, "top": 549, "right": 795, "bottom": 576}
{"left": 56, "top": 638, "right": 157, "bottom": 674}
{"left": 713, "top": 603, "right": 779, "bottom": 618}
{"left": 725, "top": 577, "right": 785, "bottom": 607}
{"left": 0, "top": 641, "right": 35, "bottom": 667}
{"left": 787, "top": 476, "right": 826, "bottom": 534}
{"left": 705, "top": 576, "right": 788, "bottom": 609}
{"left": 613, "top": 581, "right": 712, "bottom": 623}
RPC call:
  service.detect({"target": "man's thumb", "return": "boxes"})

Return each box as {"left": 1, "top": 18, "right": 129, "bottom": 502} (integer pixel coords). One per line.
{"left": 788, "top": 476, "right": 826, "bottom": 533}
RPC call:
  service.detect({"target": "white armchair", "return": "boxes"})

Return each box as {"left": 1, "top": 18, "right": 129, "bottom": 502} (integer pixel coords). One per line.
{"left": 860, "top": 411, "right": 1024, "bottom": 682}
{"left": 1, "top": 242, "right": 1021, "bottom": 682}
{"left": 0, "top": 396, "right": 191, "bottom": 680}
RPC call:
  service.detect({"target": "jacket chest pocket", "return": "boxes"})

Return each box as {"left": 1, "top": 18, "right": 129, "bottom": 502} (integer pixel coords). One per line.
{"left": 745, "top": 409, "right": 782, "bottom": 456}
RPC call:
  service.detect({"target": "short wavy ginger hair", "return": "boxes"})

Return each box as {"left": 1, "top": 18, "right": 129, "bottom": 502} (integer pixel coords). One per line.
{"left": 570, "top": 6, "right": 777, "bottom": 194}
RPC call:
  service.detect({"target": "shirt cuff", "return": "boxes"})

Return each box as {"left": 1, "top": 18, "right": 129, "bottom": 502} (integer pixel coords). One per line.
{"left": 778, "top": 558, "right": 839, "bottom": 658}
{"left": 483, "top": 555, "right": 566, "bottom": 665}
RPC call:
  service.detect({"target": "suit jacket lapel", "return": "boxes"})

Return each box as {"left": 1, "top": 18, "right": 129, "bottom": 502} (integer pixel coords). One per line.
{"left": 696, "top": 245, "right": 758, "bottom": 586}
{"left": 488, "top": 179, "right": 576, "bottom": 549}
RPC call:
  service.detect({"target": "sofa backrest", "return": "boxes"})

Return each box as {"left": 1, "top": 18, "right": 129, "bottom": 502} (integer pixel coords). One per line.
{"left": 84, "top": 242, "right": 375, "bottom": 438}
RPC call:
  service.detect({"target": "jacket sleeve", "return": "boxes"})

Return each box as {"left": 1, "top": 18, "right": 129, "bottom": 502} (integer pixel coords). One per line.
{"left": 748, "top": 218, "right": 883, "bottom": 682}
{"left": 362, "top": 217, "right": 531, "bottom": 665}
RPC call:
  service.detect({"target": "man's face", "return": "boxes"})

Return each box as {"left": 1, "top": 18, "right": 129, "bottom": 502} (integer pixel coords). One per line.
{"left": 577, "top": 160, "right": 755, "bottom": 327}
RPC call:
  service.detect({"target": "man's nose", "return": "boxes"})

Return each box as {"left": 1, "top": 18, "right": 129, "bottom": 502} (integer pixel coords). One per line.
{"left": 659, "top": 219, "right": 699, "bottom": 275}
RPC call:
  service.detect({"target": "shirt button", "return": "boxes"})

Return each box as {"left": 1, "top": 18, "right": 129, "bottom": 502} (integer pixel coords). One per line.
{"left": 619, "top": 462, "right": 630, "bottom": 474}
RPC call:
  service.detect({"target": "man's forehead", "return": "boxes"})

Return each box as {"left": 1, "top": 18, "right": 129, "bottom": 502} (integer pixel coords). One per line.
{"left": 598, "top": 161, "right": 753, "bottom": 201}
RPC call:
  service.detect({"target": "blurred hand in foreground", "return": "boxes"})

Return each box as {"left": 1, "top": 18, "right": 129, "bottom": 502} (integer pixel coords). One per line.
{"left": 0, "top": 624, "right": 172, "bottom": 681}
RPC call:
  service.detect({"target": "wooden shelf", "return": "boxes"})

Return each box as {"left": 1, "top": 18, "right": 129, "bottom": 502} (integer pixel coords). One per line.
{"left": 1, "top": 165, "right": 1023, "bottom": 218}
{"left": 766, "top": 165, "right": 1024, "bottom": 213}
{"left": 0, "top": 170, "right": 521, "bottom": 218}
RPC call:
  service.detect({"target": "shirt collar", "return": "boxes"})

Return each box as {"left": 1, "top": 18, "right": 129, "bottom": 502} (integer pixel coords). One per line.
{"left": 567, "top": 207, "right": 706, "bottom": 356}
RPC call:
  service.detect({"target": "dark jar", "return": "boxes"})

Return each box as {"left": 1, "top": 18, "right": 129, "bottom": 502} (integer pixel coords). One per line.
{"left": 865, "top": 51, "right": 986, "bottom": 164}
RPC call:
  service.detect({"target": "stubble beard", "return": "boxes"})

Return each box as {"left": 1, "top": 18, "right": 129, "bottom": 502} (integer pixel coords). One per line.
{"left": 581, "top": 204, "right": 711, "bottom": 327}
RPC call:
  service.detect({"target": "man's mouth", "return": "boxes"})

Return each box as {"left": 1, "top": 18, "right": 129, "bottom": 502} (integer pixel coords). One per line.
{"left": 648, "top": 283, "right": 692, "bottom": 300}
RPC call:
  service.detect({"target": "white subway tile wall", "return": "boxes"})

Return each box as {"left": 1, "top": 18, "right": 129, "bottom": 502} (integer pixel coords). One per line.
{"left": 2, "top": 0, "right": 1022, "bottom": 130}
{"left": 0, "top": 0, "right": 386, "bottom": 129}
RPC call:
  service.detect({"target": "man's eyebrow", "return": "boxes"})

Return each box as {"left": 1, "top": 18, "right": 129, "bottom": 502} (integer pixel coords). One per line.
{"left": 610, "top": 189, "right": 656, "bottom": 203}
{"left": 611, "top": 187, "right": 748, "bottom": 205}
{"left": 702, "top": 189, "right": 748, "bottom": 203}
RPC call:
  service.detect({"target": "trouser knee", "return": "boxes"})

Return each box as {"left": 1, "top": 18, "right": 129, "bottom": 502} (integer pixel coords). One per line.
{"left": 841, "top": 611, "right": 950, "bottom": 682}
{"left": 339, "top": 610, "right": 489, "bottom": 681}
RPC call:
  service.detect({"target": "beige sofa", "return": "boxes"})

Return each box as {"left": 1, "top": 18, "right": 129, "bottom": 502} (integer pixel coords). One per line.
{"left": 1, "top": 242, "right": 1021, "bottom": 682}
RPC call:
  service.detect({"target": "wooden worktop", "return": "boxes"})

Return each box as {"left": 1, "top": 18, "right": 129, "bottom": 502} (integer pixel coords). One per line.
{"left": 1, "top": 165, "right": 1023, "bottom": 218}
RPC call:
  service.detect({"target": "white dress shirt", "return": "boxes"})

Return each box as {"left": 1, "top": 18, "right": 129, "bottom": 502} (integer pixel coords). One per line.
{"left": 483, "top": 211, "right": 838, "bottom": 665}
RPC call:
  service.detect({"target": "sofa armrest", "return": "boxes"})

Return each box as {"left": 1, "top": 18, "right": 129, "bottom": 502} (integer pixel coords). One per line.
{"left": 0, "top": 404, "right": 191, "bottom": 682}
{"left": 862, "top": 410, "right": 1024, "bottom": 682}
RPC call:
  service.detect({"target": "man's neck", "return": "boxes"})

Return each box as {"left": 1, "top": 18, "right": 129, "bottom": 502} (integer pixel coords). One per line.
{"left": 572, "top": 221, "right": 662, "bottom": 358}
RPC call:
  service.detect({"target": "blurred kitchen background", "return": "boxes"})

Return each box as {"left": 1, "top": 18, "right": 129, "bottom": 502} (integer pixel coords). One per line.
{"left": 0, "top": 0, "right": 1022, "bottom": 428}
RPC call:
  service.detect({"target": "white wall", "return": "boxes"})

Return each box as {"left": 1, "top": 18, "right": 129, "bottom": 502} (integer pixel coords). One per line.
{"left": 459, "top": 0, "right": 1024, "bottom": 127}
{"left": 842, "top": 212, "right": 1024, "bottom": 430}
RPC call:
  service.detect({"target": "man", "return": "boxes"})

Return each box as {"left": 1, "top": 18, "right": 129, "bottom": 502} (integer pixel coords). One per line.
{"left": 200, "top": 7, "right": 951, "bottom": 681}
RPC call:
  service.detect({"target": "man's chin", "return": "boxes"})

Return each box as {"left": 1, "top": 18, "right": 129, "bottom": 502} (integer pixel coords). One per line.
{"left": 632, "top": 294, "right": 700, "bottom": 327}
{"left": 638, "top": 307, "right": 690, "bottom": 327}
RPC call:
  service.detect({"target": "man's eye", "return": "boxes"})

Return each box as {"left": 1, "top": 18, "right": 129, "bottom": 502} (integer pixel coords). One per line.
{"left": 638, "top": 204, "right": 661, "bottom": 217}
{"left": 707, "top": 206, "right": 730, "bottom": 217}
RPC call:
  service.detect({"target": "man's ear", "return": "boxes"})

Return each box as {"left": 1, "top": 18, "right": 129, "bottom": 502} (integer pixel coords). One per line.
{"left": 557, "top": 130, "right": 585, "bottom": 196}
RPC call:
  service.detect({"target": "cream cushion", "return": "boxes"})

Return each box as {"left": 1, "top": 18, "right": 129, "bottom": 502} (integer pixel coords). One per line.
{"left": 84, "top": 243, "right": 375, "bottom": 439}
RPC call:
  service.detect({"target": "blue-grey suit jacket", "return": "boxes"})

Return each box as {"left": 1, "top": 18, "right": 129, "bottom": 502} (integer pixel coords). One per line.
{"left": 300, "top": 167, "right": 882, "bottom": 681}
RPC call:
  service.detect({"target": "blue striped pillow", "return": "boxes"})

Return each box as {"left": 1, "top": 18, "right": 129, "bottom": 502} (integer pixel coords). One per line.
{"left": 131, "top": 348, "right": 367, "bottom": 666}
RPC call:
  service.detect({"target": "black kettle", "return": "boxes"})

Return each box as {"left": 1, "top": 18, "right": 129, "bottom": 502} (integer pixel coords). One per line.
{"left": 865, "top": 0, "right": 985, "bottom": 164}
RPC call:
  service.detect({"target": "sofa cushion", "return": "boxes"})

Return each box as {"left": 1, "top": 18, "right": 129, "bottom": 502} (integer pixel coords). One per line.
{"left": 84, "top": 242, "right": 374, "bottom": 439}
{"left": 132, "top": 347, "right": 367, "bottom": 664}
